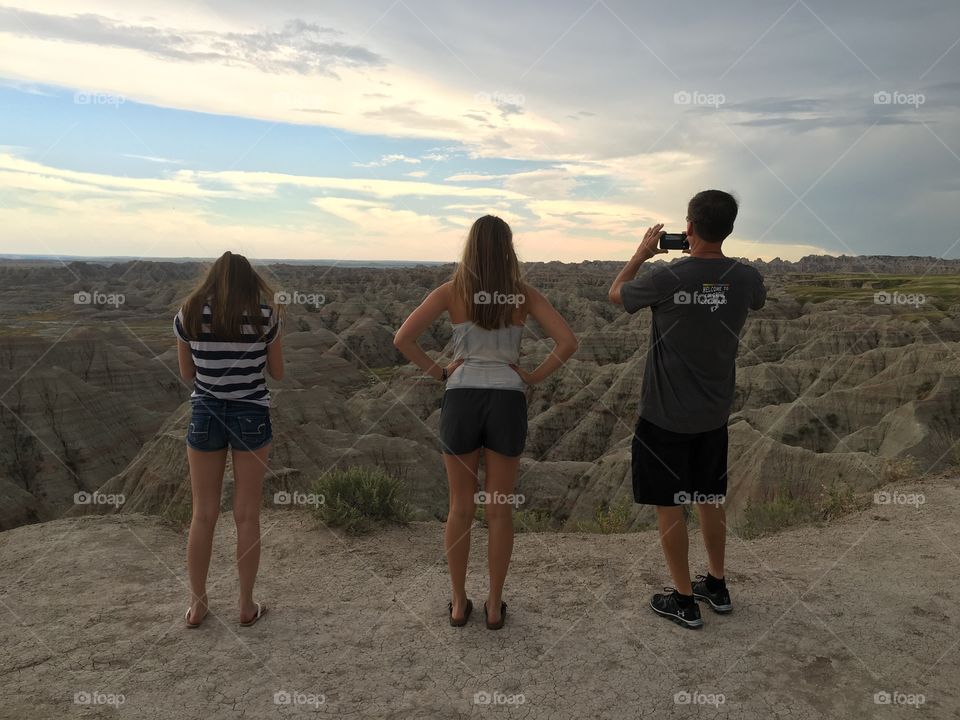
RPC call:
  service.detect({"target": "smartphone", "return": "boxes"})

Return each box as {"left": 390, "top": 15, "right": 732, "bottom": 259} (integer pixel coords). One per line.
{"left": 659, "top": 232, "right": 689, "bottom": 251}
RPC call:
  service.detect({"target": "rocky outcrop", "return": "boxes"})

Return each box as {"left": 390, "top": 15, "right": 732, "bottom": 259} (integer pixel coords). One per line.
{"left": 3, "top": 256, "right": 960, "bottom": 531}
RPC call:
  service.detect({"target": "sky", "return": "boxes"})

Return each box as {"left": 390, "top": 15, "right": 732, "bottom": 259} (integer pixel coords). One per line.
{"left": 0, "top": 0, "right": 958, "bottom": 263}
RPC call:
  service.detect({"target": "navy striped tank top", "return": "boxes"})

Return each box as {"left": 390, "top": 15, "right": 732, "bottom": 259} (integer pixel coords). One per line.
{"left": 173, "top": 304, "right": 279, "bottom": 406}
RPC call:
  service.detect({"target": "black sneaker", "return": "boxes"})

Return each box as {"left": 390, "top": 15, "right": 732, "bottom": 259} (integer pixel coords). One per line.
{"left": 692, "top": 575, "right": 733, "bottom": 614}
{"left": 650, "top": 588, "right": 703, "bottom": 629}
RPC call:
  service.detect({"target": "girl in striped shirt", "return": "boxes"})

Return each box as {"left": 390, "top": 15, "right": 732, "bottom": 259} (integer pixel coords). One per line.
{"left": 175, "top": 251, "right": 283, "bottom": 628}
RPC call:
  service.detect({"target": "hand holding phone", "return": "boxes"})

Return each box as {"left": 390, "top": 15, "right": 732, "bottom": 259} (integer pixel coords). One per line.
{"left": 659, "top": 232, "right": 689, "bottom": 251}
{"left": 637, "top": 223, "right": 668, "bottom": 260}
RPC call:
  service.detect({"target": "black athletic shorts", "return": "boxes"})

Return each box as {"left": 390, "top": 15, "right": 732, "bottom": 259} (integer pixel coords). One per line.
{"left": 631, "top": 416, "right": 728, "bottom": 507}
{"left": 439, "top": 389, "right": 527, "bottom": 457}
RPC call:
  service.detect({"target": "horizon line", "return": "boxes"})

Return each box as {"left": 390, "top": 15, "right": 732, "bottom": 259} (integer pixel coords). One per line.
{"left": 0, "top": 251, "right": 912, "bottom": 266}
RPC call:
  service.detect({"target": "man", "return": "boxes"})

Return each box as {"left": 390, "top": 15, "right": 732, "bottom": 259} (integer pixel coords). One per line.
{"left": 608, "top": 190, "right": 766, "bottom": 629}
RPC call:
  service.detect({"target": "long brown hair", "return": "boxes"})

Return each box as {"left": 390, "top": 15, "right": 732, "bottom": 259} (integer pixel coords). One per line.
{"left": 451, "top": 215, "right": 524, "bottom": 330}
{"left": 181, "top": 251, "right": 275, "bottom": 341}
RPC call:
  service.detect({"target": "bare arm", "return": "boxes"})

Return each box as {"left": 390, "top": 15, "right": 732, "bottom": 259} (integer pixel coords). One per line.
{"left": 266, "top": 335, "right": 284, "bottom": 380}
{"left": 394, "top": 283, "right": 462, "bottom": 381}
{"left": 609, "top": 223, "right": 665, "bottom": 304}
{"left": 177, "top": 339, "right": 196, "bottom": 381}
{"left": 511, "top": 285, "right": 578, "bottom": 385}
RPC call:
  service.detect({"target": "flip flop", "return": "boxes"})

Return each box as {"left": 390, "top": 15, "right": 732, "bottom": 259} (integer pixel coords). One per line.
{"left": 448, "top": 599, "right": 473, "bottom": 627}
{"left": 185, "top": 607, "right": 204, "bottom": 629}
{"left": 484, "top": 601, "right": 507, "bottom": 630}
{"left": 239, "top": 602, "right": 269, "bottom": 627}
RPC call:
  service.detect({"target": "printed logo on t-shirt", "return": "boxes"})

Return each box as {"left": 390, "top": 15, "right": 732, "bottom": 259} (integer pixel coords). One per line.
{"left": 673, "top": 283, "right": 729, "bottom": 312}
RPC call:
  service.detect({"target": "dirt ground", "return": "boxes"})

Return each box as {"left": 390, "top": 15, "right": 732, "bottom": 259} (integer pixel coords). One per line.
{"left": 0, "top": 478, "right": 957, "bottom": 719}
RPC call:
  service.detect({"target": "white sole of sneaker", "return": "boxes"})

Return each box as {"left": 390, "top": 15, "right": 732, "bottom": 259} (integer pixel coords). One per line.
{"left": 650, "top": 601, "right": 704, "bottom": 629}
{"left": 693, "top": 593, "right": 733, "bottom": 613}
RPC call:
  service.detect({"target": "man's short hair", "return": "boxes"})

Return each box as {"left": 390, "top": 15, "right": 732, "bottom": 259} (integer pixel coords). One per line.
{"left": 688, "top": 190, "right": 738, "bottom": 243}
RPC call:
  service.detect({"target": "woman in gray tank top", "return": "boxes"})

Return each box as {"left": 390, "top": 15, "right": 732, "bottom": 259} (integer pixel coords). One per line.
{"left": 395, "top": 215, "right": 578, "bottom": 629}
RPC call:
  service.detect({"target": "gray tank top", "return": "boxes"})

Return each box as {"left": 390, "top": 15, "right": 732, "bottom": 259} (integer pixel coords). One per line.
{"left": 445, "top": 321, "right": 525, "bottom": 392}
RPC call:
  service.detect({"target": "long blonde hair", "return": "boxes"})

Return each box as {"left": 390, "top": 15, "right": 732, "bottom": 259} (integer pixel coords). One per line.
{"left": 181, "top": 251, "right": 275, "bottom": 341}
{"left": 451, "top": 215, "right": 523, "bottom": 330}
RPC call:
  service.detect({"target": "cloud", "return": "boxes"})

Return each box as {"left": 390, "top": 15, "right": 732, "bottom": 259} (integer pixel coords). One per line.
{"left": 0, "top": 9, "right": 564, "bottom": 152}
{"left": 2, "top": 0, "right": 958, "bottom": 259}
{"left": 362, "top": 103, "right": 469, "bottom": 133}
{"left": 525, "top": 198, "right": 661, "bottom": 236}
{"left": 0, "top": 77, "right": 55, "bottom": 95}
{"left": 443, "top": 174, "right": 500, "bottom": 183}
{"left": 178, "top": 168, "right": 528, "bottom": 200}
{"left": 0, "top": 148, "right": 838, "bottom": 261}
{"left": 722, "top": 93, "right": 941, "bottom": 132}
{"left": 0, "top": 152, "right": 218, "bottom": 198}
{"left": 0, "top": 9, "right": 385, "bottom": 77}
{"left": 122, "top": 153, "right": 184, "bottom": 164}
{"left": 0, "top": 201, "right": 355, "bottom": 261}
{"left": 352, "top": 154, "right": 422, "bottom": 168}
{"left": 310, "top": 196, "right": 455, "bottom": 241}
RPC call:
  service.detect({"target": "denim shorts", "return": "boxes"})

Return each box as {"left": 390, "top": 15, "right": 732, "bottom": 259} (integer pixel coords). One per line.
{"left": 186, "top": 397, "right": 273, "bottom": 452}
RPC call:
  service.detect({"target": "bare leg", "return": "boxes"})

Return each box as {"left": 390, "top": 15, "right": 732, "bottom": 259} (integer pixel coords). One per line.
{"left": 232, "top": 444, "right": 270, "bottom": 623}
{"left": 186, "top": 447, "right": 227, "bottom": 623}
{"left": 695, "top": 503, "right": 726, "bottom": 579}
{"left": 656, "top": 506, "right": 692, "bottom": 595}
{"left": 442, "top": 450, "right": 481, "bottom": 620}
{"left": 483, "top": 450, "right": 521, "bottom": 624}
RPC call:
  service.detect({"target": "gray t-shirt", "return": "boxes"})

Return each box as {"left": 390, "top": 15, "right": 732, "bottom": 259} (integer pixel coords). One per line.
{"left": 621, "top": 256, "right": 766, "bottom": 434}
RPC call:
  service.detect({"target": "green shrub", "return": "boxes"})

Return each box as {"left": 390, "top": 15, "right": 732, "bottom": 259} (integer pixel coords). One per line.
{"left": 575, "top": 498, "right": 633, "bottom": 534}
{"left": 311, "top": 466, "right": 413, "bottom": 535}
{"left": 737, "top": 481, "right": 864, "bottom": 539}
{"left": 737, "top": 494, "right": 815, "bottom": 539}
{"left": 513, "top": 508, "right": 555, "bottom": 533}
{"left": 883, "top": 456, "right": 918, "bottom": 483}
{"left": 818, "top": 481, "right": 862, "bottom": 521}
{"left": 161, "top": 501, "right": 192, "bottom": 530}
{"left": 471, "top": 505, "right": 556, "bottom": 533}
